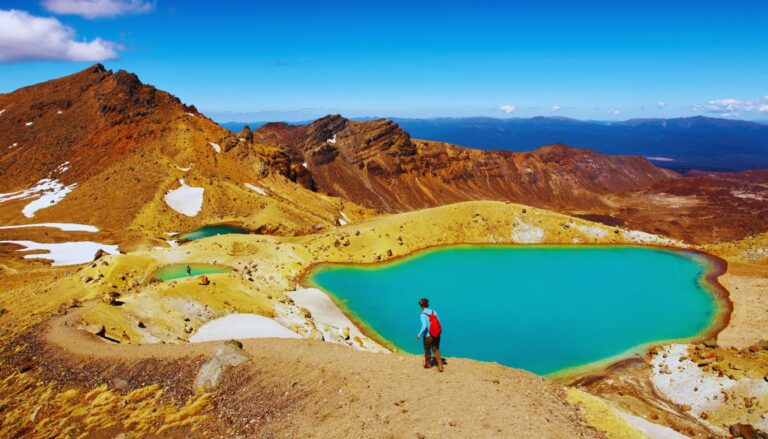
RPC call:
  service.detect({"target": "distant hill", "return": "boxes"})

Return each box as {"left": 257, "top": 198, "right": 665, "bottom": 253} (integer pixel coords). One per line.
{"left": 388, "top": 116, "right": 768, "bottom": 172}
{"left": 220, "top": 116, "right": 768, "bottom": 172}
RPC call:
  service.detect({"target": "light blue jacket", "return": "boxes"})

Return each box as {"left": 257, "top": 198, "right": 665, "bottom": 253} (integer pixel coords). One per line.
{"left": 417, "top": 308, "right": 440, "bottom": 338}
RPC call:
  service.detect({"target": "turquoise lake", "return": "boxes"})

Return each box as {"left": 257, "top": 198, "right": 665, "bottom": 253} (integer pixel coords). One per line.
{"left": 180, "top": 224, "right": 249, "bottom": 241}
{"left": 308, "top": 246, "right": 721, "bottom": 375}
{"left": 151, "top": 263, "right": 230, "bottom": 281}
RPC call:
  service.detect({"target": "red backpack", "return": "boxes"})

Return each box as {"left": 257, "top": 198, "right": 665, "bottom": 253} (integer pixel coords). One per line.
{"left": 423, "top": 310, "right": 442, "bottom": 337}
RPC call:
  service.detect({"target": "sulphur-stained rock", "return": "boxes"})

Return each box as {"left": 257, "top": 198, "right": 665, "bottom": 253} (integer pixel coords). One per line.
{"left": 198, "top": 275, "right": 210, "bottom": 286}
{"left": 101, "top": 291, "right": 121, "bottom": 305}
{"left": 194, "top": 341, "right": 250, "bottom": 392}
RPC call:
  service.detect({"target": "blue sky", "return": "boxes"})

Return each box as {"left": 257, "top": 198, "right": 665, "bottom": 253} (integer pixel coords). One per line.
{"left": 1, "top": 0, "right": 767, "bottom": 121}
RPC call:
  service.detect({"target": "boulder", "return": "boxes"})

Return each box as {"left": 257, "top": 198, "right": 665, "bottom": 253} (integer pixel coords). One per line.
{"left": 238, "top": 125, "right": 253, "bottom": 143}
{"left": 85, "top": 324, "right": 106, "bottom": 336}
{"left": 198, "top": 275, "right": 210, "bottom": 286}
{"left": 194, "top": 341, "right": 249, "bottom": 392}
{"left": 729, "top": 423, "right": 758, "bottom": 439}
{"left": 93, "top": 248, "right": 108, "bottom": 261}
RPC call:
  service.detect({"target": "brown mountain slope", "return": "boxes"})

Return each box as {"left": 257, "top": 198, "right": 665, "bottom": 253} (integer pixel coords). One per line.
{"left": 254, "top": 115, "right": 676, "bottom": 212}
{"left": 253, "top": 115, "right": 768, "bottom": 244}
{"left": 0, "top": 66, "right": 371, "bottom": 250}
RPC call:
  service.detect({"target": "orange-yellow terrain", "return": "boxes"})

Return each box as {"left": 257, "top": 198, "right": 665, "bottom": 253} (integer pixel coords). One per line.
{"left": 0, "top": 65, "right": 767, "bottom": 438}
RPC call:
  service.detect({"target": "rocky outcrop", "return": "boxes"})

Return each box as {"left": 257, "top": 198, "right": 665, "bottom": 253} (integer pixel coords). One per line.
{"left": 254, "top": 116, "right": 676, "bottom": 212}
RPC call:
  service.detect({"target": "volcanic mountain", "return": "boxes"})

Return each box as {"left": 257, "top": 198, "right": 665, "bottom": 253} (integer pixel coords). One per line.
{"left": 253, "top": 116, "right": 768, "bottom": 244}
{"left": 0, "top": 65, "right": 369, "bottom": 251}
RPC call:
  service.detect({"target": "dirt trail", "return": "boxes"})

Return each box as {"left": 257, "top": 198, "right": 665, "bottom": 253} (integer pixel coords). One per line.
{"left": 20, "top": 310, "right": 600, "bottom": 438}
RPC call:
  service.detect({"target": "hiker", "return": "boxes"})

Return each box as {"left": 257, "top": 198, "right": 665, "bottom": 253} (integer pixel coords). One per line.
{"left": 416, "top": 298, "right": 444, "bottom": 372}
{"left": 186, "top": 265, "right": 192, "bottom": 276}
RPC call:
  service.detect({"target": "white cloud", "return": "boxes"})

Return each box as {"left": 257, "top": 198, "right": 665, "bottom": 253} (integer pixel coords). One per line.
{"left": 0, "top": 9, "right": 119, "bottom": 62}
{"left": 551, "top": 105, "right": 561, "bottom": 112}
{"left": 42, "top": 0, "right": 154, "bottom": 19}
{"left": 612, "top": 109, "right": 620, "bottom": 115}
{"left": 498, "top": 104, "right": 517, "bottom": 114}
{"left": 656, "top": 101, "right": 666, "bottom": 109}
{"left": 693, "top": 96, "right": 768, "bottom": 117}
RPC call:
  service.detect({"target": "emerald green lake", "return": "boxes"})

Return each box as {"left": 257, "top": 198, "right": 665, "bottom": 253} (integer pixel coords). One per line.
{"left": 180, "top": 224, "right": 249, "bottom": 241}
{"left": 308, "top": 246, "right": 721, "bottom": 375}
{"left": 151, "top": 263, "right": 230, "bottom": 281}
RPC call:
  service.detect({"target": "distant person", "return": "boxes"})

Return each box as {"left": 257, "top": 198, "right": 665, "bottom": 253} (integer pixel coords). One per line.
{"left": 186, "top": 265, "right": 192, "bottom": 276}
{"left": 416, "top": 298, "right": 444, "bottom": 372}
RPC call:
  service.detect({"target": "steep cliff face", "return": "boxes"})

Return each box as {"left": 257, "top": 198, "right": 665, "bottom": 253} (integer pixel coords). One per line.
{"left": 254, "top": 115, "right": 677, "bottom": 212}
{"left": 0, "top": 66, "right": 370, "bottom": 246}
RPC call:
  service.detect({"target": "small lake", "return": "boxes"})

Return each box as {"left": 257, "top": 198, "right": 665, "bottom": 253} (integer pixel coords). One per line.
{"left": 151, "top": 263, "right": 230, "bottom": 281}
{"left": 306, "top": 246, "right": 724, "bottom": 375}
{"left": 179, "top": 224, "right": 249, "bottom": 241}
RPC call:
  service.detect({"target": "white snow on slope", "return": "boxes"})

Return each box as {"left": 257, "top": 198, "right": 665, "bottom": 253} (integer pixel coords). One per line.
{"left": 208, "top": 142, "right": 221, "bottom": 153}
{"left": 327, "top": 134, "right": 337, "bottom": 144}
{"left": 56, "top": 161, "right": 70, "bottom": 173}
{"left": 8, "top": 143, "right": 17, "bottom": 149}
{"left": 189, "top": 313, "right": 300, "bottom": 342}
{"left": 616, "top": 411, "right": 689, "bottom": 439}
{"left": 185, "top": 112, "right": 196, "bottom": 117}
{"left": 25, "top": 121, "right": 33, "bottom": 126}
{"left": 0, "top": 223, "right": 98, "bottom": 232}
{"left": 0, "top": 109, "right": 5, "bottom": 116}
{"left": 0, "top": 178, "right": 77, "bottom": 218}
{"left": 0, "top": 240, "right": 118, "bottom": 266}
{"left": 176, "top": 165, "right": 192, "bottom": 172}
{"left": 244, "top": 183, "right": 267, "bottom": 196}
{"left": 21, "top": 180, "right": 77, "bottom": 218}
{"left": 302, "top": 162, "right": 308, "bottom": 169}
{"left": 164, "top": 179, "right": 204, "bottom": 217}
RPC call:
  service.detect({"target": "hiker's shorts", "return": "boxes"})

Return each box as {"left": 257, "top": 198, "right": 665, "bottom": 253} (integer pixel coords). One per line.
{"left": 424, "top": 335, "right": 441, "bottom": 354}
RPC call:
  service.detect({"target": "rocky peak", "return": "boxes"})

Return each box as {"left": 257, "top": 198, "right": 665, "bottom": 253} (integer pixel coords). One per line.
{"left": 238, "top": 125, "right": 253, "bottom": 142}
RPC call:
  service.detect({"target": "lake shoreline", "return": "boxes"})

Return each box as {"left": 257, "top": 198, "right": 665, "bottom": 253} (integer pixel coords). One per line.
{"left": 296, "top": 243, "right": 733, "bottom": 379}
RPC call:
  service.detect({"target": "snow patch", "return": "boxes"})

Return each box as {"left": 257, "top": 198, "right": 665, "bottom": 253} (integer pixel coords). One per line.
{"left": 244, "top": 183, "right": 267, "bottom": 196}
{"left": 0, "top": 240, "right": 118, "bottom": 266}
{"left": 0, "top": 178, "right": 77, "bottom": 218}
{"left": 166, "top": 240, "right": 178, "bottom": 248}
{"left": 327, "top": 134, "right": 337, "bottom": 144}
{"left": 164, "top": 179, "right": 204, "bottom": 217}
{"left": 176, "top": 165, "right": 192, "bottom": 172}
{"left": 646, "top": 156, "right": 675, "bottom": 162}
{"left": 8, "top": 143, "right": 18, "bottom": 149}
{"left": 25, "top": 121, "right": 33, "bottom": 126}
{"left": 208, "top": 142, "right": 221, "bottom": 153}
{"left": 302, "top": 162, "right": 308, "bottom": 169}
{"left": 511, "top": 221, "right": 545, "bottom": 243}
{"left": 616, "top": 410, "right": 689, "bottom": 439}
{"left": 189, "top": 313, "right": 300, "bottom": 342}
{"left": 21, "top": 179, "right": 77, "bottom": 218}
{"left": 0, "top": 223, "right": 97, "bottom": 232}
{"left": 56, "top": 110, "right": 63, "bottom": 115}
{"left": 0, "top": 109, "right": 5, "bottom": 116}
{"left": 185, "top": 112, "right": 196, "bottom": 117}
{"left": 56, "top": 161, "right": 70, "bottom": 173}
